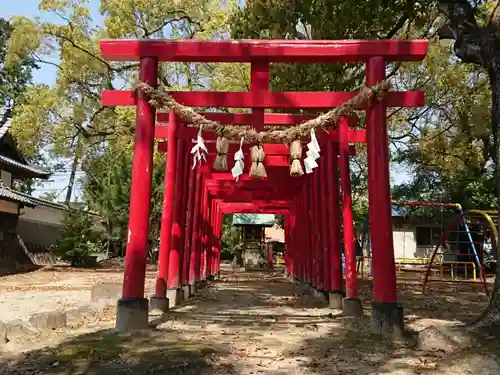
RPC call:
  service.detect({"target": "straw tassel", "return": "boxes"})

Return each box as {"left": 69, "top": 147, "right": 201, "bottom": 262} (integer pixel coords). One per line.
{"left": 249, "top": 144, "right": 267, "bottom": 178}
{"left": 289, "top": 139, "right": 304, "bottom": 176}
{"left": 213, "top": 134, "right": 229, "bottom": 171}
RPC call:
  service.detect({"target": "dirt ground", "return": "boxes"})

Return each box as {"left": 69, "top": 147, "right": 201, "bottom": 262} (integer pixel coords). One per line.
{"left": 0, "top": 266, "right": 500, "bottom": 374}
{"left": 0, "top": 265, "right": 157, "bottom": 323}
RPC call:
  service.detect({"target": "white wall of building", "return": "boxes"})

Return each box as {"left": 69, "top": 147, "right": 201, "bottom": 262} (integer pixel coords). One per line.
{"left": 265, "top": 225, "right": 284, "bottom": 243}
{"left": 392, "top": 225, "right": 417, "bottom": 259}
{"left": 18, "top": 204, "right": 102, "bottom": 248}
{"left": 1, "top": 170, "right": 12, "bottom": 187}
{"left": 392, "top": 224, "right": 441, "bottom": 260}
{"left": 0, "top": 199, "right": 18, "bottom": 214}
{"left": 20, "top": 204, "right": 65, "bottom": 226}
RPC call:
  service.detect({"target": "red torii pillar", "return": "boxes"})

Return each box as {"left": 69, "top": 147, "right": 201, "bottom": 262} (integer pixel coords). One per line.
{"left": 197, "top": 169, "right": 210, "bottom": 288}
{"left": 339, "top": 118, "right": 362, "bottom": 316}
{"left": 206, "top": 198, "right": 216, "bottom": 279}
{"left": 310, "top": 167, "right": 320, "bottom": 290}
{"left": 165, "top": 138, "right": 188, "bottom": 308}
{"left": 318, "top": 138, "right": 331, "bottom": 298}
{"left": 188, "top": 167, "right": 204, "bottom": 295}
{"left": 326, "top": 141, "right": 344, "bottom": 309}
{"left": 114, "top": 57, "right": 157, "bottom": 330}
{"left": 206, "top": 197, "right": 222, "bottom": 281}
{"left": 283, "top": 213, "right": 295, "bottom": 279}
{"left": 213, "top": 206, "right": 223, "bottom": 279}
{"left": 150, "top": 112, "right": 180, "bottom": 314}
{"left": 286, "top": 199, "right": 298, "bottom": 280}
{"left": 181, "top": 161, "right": 197, "bottom": 299}
{"left": 367, "top": 57, "right": 403, "bottom": 335}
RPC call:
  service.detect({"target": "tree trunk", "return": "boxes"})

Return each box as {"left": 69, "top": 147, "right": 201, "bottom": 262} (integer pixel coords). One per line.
{"left": 436, "top": 0, "right": 500, "bottom": 329}
{"left": 474, "top": 66, "right": 500, "bottom": 328}
{"left": 65, "top": 134, "right": 83, "bottom": 205}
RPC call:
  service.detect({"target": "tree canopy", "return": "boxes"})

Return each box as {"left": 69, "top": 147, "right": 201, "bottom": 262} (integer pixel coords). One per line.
{"left": 0, "top": 17, "right": 36, "bottom": 125}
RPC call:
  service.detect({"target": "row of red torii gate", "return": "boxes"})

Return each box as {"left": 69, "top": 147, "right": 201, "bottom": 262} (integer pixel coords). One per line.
{"left": 99, "top": 38, "right": 429, "bottom": 336}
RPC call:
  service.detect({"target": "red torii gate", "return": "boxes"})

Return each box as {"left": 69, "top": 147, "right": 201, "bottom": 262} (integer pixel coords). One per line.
{"left": 99, "top": 38, "right": 427, "bottom": 336}
{"left": 156, "top": 115, "right": 359, "bottom": 307}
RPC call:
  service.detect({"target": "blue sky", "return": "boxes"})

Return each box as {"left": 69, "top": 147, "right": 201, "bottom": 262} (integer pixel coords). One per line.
{"left": 2, "top": 1, "right": 409, "bottom": 201}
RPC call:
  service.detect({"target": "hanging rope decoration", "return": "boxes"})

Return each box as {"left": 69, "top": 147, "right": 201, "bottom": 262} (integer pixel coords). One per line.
{"left": 249, "top": 144, "right": 267, "bottom": 178}
{"left": 289, "top": 139, "right": 304, "bottom": 176}
{"left": 213, "top": 132, "right": 229, "bottom": 171}
{"left": 304, "top": 128, "right": 321, "bottom": 174}
{"left": 190, "top": 126, "right": 208, "bottom": 169}
{"left": 134, "top": 80, "right": 390, "bottom": 176}
{"left": 231, "top": 137, "right": 245, "bottom": 182}
{"left": 134, "top": 80, "right": 391, "bottom": 146}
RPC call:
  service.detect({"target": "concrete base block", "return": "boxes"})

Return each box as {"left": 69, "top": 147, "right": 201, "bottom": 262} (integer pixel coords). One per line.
{"left": 312, "top": 288, "right": 327, "bottom": 301}
{"left": 342, "top": 297, "right": 363, "bottom": 317}
{"left": 166, "top": 288, "right": 182, "bottom": 308}
{"left": 29, "top": 311, "right": 67, "bottom": 330}
{"left": 0, "top": 321, "right": 7, "bottom": 345}
{"left": 90, "top": 282, "right": 122, "bottom": 303}
{"left": 149, "top": 296, "right": 169, "bottom": 315}
{"left": 181, "top": 285, "right": 191, "bottom": 300}
{"left": 115, "top": 298, "right": 149, "bottom": 331}
{"left": 371, "top": 302, "right": 404, "bottom": 338}
{"left": 329, "top": 292, "right": 343, "bottom": 309}
{"left": 195, "top": 280, "right": 207, "bottom": 290}
{"left": 66, "top": 306, "right": 101, "bottom": 327}
{"left": 188, "top": 283, "right": 196, "bottom": 296}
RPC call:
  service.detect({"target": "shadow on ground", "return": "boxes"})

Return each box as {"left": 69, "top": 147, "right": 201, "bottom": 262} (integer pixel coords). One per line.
{"left": 0, "top": 264, "right": 41, "bottom": 278}
{"left": 291, "top": 317, "right": 500, "bottom": 375}
{"left": 0, "top": 328, "right": 233, "bottom": 375}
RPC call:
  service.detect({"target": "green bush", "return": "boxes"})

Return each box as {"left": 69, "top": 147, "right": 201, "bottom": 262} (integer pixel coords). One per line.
{"left": 52, "top": 210, "right": 102, "bottom": 265}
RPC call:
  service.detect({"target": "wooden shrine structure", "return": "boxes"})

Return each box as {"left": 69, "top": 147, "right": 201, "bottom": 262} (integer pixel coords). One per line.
{"left": 99, "top": 39, "right": 428, "bottom": 335}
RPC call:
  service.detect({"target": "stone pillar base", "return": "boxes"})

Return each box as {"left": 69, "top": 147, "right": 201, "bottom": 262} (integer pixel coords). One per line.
{"left": 188, "top": 282, "right": 196, "bottom": 296}
{"left": 329, "top": 291, "right": 343, "bottom": 309}
{"left": 149, "top": 296, "right": 169, "bottom": 315}
{"left": 180, "top": 285, "right": 191, "bottom": 300}
{"left": 312, "top": 288, "right": 327, "bottom": 301}
{"left": 166, "top": 288, "right": 182, "bottom": 308}
{"left": 195, "top": 280, "right": 207, "bottom": 290}
{"left": 371, "top": 302, "right": 404, "bottom": 337}
{"left": 115, "top": 298, "right": 149, "bottom": 331}
{"left": 342, "top": 297, "right": 363, "bottom": 317}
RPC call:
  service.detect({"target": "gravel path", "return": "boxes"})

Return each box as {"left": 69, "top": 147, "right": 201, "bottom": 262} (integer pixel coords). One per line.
{"left": 0, "top": 267, "right": 499, "bottom": 374}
